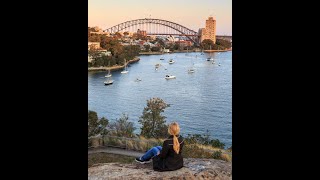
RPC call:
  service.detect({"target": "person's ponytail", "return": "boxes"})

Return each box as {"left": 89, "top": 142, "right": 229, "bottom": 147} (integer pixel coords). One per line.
{"left": 168, "top": 122, "right": 180, "bottom": 154}
{"left": 173, "top": 134, "right": 180, "bottom": 154}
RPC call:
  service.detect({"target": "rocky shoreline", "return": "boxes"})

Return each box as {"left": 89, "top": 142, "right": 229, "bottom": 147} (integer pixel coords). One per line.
{"left": 88, "top": 158, "right": 232, "bottom": 180}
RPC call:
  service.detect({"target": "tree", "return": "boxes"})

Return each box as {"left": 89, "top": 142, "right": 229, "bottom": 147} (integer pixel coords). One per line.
{"left": 114, "top": 32, "right": 122, "bottom": 39}
{"left": 151, "top": 46, "right": 160, "bottom": 52}
{"left": 201, "top": 39, "right": 214, "bottom": 50}
{"left": 210, "top": 139, "right": 225, "bottom": 149}
{"left": 88, "top": 34, "right": 101, "bottom": 42}
{"left": 88, "top": 110, "right": 109, "bottom": 137}
{"left": 156, "top": 38, "right": 165, "bottom": 47}
{"left": 88, "top": 45, "right": 102, "bottom": 66}
{"left": 109, "top": 113, "right": 136, "bottom": 138}
{"left": 139, "top": 98, "right": 170, "bottom": 138}
{"left": 144, "top": 45, "right": 150, "bottom": 52}
{"left": 173, "top": 43, "right": 180, "bottom": 50}
{"left": 216, "top": 39, "right": 231, "bottom": 49}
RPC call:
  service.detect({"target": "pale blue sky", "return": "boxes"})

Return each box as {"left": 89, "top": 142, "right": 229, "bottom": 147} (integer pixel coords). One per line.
{"left": 89, "top": 0, "right": 232, "bottom": 35}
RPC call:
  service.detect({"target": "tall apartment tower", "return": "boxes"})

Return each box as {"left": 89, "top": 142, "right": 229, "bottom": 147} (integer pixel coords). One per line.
{"left": 199, "top": 16, "right": 216, "bottom": 44}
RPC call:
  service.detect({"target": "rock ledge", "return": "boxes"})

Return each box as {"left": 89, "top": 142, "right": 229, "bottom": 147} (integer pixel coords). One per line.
{"left": 88, "top": 158, "right": 232, "bottom": 180}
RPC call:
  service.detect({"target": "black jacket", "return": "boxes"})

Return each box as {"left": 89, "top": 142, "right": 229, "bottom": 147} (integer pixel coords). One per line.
{"left": 152, "top": 135, "right": 184, "bottom": 171}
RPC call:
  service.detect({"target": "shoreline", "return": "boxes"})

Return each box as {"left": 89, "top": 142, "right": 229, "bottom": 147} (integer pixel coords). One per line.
{"left": 139, "top": 49, "right": 232, "bottom": 55}
{"left": 203, "top": 49, "right": 232, "bottom": 52}
{"left": 88, "top": 57, "right": 140, "bottom": 72}
{"left": 88, "top": 49, "right": 232, "bottom": 71}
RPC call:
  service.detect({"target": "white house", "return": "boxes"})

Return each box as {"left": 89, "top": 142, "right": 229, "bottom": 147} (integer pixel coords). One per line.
{"left": 163, "top": 48, "right": 170, "bottom": 53}
{"left": 97, "top": 50, "right": 112, "bottom": 56}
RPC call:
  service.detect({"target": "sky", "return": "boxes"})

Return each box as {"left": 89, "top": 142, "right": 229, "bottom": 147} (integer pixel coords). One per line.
{"left": 88, "top": 0, "right": 232, "bottom": 35}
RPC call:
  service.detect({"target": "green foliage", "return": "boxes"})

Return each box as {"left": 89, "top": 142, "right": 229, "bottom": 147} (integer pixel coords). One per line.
{"left": 151, "top": 46, "right": 160, "bottom": 52}
{"left": 144, "top": 45, "right": 150, "bottom": 52}
{"left": 212, "top": 150, "right": 222, "bottom": 159}
{"left": 201, "top": 39, "right": 231, "bottom": 50}
{"left": 88, "top": 28, "right": 140, "bottom": 67}
{"left": 88, "top": 110, "right": 109, "bottom": 137}
{"left": 216, "top": 39, "right": 231, "bottom": 49}
{"left": 109, "top": 113, "right": 136, "bottom": 138}
{"left": 184, "top": 131, "right": 225, "bottom": 149}
{"left": 173, "top": 43, "right": 180, "bottom": 50}
{"left": 139, "top": 97, "right": 170, "bottom": 138}
{"left": 209, "top": 139, "right": 225, "bottom": 149}
{"left": 201, "top": 39, "right": 214, "bottom": 50}
{"left": 88, "top": 46, "right": 102, "bottom": 62}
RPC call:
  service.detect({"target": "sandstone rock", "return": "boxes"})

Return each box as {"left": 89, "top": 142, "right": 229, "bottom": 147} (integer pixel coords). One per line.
{"left": 88, "top": 158, "right": 231, "bottom": 180}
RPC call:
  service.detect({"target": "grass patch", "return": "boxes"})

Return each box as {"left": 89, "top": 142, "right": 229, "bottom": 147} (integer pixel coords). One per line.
{"left": 88, "top": 153, "right": 134, "bottom": 168}
{"left": 182, "top": 144, "right": 232, "bottom": 162}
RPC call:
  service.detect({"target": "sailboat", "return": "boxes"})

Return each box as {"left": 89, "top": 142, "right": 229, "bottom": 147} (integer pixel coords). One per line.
{"left": 104, "top": 70, "right": 114, "bottom": 85}
{"left": 105, "top": 62, "right": 112, "bottom": 78}
{"left": 135, "top": 77, "right": 142, "bottom": 82}
{"left": 201, "top": 48, "right": 204, "bottom": 55}
{"left": 207, "top": 56, "right": 214, "bottom": 61}
{"left": 188, "top": 57, "right": 195, "bottom": 73}
{"left": 121, "top": 59, "right": 129, "bottom": 74}
{"left": 207, "top": 45, "right": 214, "bottom": 61}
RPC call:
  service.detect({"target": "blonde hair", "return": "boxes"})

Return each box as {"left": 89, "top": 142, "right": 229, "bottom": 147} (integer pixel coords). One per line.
{"left": 168, "top": 122, "right": 180, "bottom": 154}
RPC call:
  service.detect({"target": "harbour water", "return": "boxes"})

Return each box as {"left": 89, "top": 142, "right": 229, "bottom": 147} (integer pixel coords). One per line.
{"left": 88, "top": 51, "right": 232, "bottom": 147}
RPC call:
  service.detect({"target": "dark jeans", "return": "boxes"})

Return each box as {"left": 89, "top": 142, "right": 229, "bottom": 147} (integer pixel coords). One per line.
{"left": 141, "top": 146, "right": 162, "bottom": 161}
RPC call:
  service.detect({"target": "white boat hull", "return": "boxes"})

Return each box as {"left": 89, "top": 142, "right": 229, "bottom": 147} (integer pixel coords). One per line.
{"left": 165, "top": 76, "right": 176, "bottom": 79}
{"left": 121, "top": 71, "right": 129, "bottom": 74}
{"left": 104, "top": 80, "right": 114, "bottom": 85}
{"left": 105, "top": 74, "right": 112, "bottom": 78}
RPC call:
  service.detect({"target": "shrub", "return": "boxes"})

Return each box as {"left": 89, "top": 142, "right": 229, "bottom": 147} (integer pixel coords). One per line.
{"left": 210, "top": 139, "right": 225, "bottom": 149}
{"left": 212, "top": 150, "right": 222, "bottom": 159}
{"left": 108, "top": 113, "right": 136, "bottom": 138}
{"left": 88, "top": 110, "right": 109, "bottom": 138}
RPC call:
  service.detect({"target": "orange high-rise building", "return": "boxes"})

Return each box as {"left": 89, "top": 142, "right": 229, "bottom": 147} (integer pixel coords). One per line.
{"left": 199, "top": 17, "right": 216, "bottom": 44}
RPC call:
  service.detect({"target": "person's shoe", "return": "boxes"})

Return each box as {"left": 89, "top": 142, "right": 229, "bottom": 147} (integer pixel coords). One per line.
{"left": 144, "top": 159, "right": 152, "bottom": 164}
{"left": 135, "top": 157, "right": 152, "bottom": 164}
{"left": 135, "top": 157, "right": 146, "bottom": 164}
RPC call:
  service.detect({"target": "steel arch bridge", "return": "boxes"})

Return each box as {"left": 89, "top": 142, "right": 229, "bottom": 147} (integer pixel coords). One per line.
{"left": 104, "top": 18, "right": 200, "bottom": 46}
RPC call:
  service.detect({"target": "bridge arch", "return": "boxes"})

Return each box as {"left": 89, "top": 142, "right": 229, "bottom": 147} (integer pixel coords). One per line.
{"left": 104, "top": 18, "right": 200, "bottom": 45}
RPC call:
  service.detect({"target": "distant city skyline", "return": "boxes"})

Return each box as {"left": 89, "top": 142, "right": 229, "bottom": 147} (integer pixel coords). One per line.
{"left": 89, "top": 0, "right": 232, "bottom": 35}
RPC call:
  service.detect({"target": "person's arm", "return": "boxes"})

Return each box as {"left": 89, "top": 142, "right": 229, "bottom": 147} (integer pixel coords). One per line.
{"left": 159, "top": 140, "right": 169, "bottom": 159}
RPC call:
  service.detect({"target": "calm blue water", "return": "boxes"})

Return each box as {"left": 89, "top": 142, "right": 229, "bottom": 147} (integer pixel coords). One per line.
{"left": 88, "top": 51, "right": 232, "bottom": 147}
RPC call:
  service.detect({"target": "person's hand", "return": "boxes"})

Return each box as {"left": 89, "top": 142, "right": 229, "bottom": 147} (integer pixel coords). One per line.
{"left": 157, "top": 151, "right": 160, "bottom": 155}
